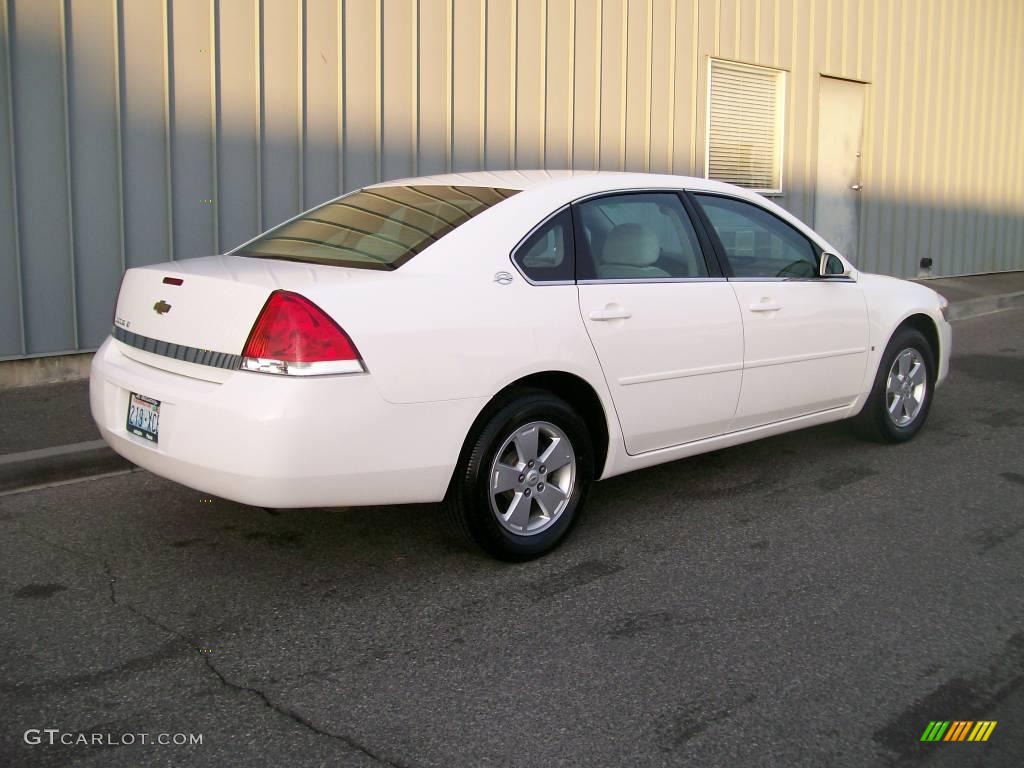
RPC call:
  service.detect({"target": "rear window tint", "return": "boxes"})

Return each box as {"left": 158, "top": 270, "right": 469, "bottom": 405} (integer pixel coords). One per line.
{"left": 235, "top": 185, "right": 519, "bottom": 269}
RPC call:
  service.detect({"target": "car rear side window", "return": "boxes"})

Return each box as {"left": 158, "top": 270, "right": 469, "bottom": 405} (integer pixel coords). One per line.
{"left": 235, "top": 185, "right": 519, "bottom": 270}
{"left": 693, "top": 193, "right": 818, "bottom": 279}
{"left": 575, "top": 193, "right": 709, "bottom": 281}
{"left": 513, "top": 208, "right": 575, "bottom": 283}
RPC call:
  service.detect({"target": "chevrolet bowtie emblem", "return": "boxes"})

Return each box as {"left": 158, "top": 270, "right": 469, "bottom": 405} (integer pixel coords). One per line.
{"left": 153, "top": 300, "right": 172, "bottom": 315}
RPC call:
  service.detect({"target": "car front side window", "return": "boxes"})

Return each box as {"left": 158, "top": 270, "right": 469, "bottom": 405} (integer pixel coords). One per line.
{"left": 693, "top": 194, "right": 818, "bottom": 279}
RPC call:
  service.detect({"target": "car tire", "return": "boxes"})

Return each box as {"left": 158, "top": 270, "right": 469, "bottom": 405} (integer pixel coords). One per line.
{"left": 443, "top": 388, "right": 594, "bottom": 561}
{"left": 854, "top": 326, "right": 936, "bottom": 443}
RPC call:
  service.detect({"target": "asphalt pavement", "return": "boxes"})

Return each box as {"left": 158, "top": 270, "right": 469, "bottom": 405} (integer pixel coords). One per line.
{"left": 1, "top": 308, "right": 1023, "bottom": 768}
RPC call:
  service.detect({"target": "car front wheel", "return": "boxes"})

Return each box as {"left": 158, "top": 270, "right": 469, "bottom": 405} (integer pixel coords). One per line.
{"left": 444, "top": 389, "right": 594, "bottom": 560}
{"left": 855, "top": 326, "right": 936, "bottom": 443}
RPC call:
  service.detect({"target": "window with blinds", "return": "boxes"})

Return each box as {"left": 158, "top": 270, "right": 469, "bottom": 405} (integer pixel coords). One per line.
{"left": 706, "top": 59, "right": 786, "bottom": 192}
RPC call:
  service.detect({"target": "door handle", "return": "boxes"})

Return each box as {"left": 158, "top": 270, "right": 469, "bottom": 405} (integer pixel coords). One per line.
{"left": 749, "top": 302, "right": 781, "bottom": 313}
{"left": 850, "top": 183, "right": 863, "bottom": 191}
{"left": 588, "top": 306, "right": 632, "bottom": 321}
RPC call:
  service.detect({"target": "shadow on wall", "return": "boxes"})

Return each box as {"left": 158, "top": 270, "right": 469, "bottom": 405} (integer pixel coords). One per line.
{"left": 0, "top": 0, "right": 1022, "bottom": 361}
{"left": 3, "top": 109, "right": 1023, "bottom": 362}
{"left": 814, "top": 189, "right": 1024, "bottom": 279}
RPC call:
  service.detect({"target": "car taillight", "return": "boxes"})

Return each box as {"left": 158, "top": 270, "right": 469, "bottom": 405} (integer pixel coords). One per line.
{"left": 240, "top": 290, "right": 364, "bottom": 376}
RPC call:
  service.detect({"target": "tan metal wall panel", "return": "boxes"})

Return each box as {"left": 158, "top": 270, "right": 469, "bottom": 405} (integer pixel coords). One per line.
{"left": 342, "top": 0, "right": 380, "bottom": 190}
{"left": 623, "top": 0, "right": 651, "bottom": 171}
{"left": 2, "top": 0, "right": 1023, "bottom": 359}
{"left": 571, "top": 0, "right": 599, "bottom": 169}
{"left": 380, "top": 0, "right": 415, "bottom": 181}
{"left": 544, "top": 0, "right": 572, "bottom": 169}
{"left": 304, "top": 0, "right": 343, "bottom": 207}
{"left": 1010, "top": 1, "right": 1024, "bottom": 273}
{"left": 647, "top": 0, "right": 674, "bottom": 173}
{"left": 451, "top": 0, "right": 483, "bottom": 171}
{"left": 485, "top": 0, "right": 515, "bottom": 169}
{"left": 515, "top": 0, "right": 545, "bottom": 169}
{"left": 417, "top": 0, "right": 451, "bottom": 176}
{"left": 598, "top": 0, "right": 626, "bottom": 170}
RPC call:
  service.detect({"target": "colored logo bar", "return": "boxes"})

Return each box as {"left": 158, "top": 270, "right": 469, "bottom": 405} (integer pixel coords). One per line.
{"left": 920, "top": 721, "right": 997, "bottom": 742}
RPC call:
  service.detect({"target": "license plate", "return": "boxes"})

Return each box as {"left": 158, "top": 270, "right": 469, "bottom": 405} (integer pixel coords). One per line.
{"left": 127, "top": 393, "right": 160, "bottom": 443}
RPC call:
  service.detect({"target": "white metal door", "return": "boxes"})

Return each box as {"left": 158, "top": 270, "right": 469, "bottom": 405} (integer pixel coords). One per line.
{"left": 814, "top": 77, "right": 866, "bottom": 261}
{"left": 578, "top": 282, "right": 744, "bottom": 454}
{"left": 727, "top": 280, "right": 870, "bottom": 430}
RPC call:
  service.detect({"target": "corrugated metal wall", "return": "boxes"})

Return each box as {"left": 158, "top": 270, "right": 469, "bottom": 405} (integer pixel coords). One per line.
{"left": 1, "top": 0, "right": 1022, "bottom": 360}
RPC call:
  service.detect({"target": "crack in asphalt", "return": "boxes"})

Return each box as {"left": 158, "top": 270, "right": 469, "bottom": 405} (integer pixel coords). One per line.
{"left": 33, "top": 540, "right": 414, "bottom": 768}
{"left": 115, "top": 591, "right": 411, "bottom": 768}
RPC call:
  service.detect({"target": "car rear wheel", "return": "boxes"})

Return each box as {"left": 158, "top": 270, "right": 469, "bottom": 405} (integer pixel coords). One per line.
{"left": 854, "top": 327, "right": 936, "bottom": 443}
{"left": 444, "top": 389, "right": 594, "bottom": 560}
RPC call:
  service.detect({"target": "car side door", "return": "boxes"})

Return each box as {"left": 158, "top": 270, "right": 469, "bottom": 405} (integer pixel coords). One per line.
{"left": 689, "top": 192, "right": 869, "bottom": 431}
{"left": 573, "top": 191, "right": 745, "bottom": 454}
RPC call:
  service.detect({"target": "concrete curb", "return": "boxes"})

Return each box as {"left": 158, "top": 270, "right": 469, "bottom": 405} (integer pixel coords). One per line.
{"left": 0, "top": 440, "right": 131, "bottom": 494}
{"left": 0, "top": 352, "right": 93, "bottom": 391}
{"left": 944, "top": 290, "right": 1024, "bottom": 322}
{"left": 2, "top": 288, "right": 1023, "bottom": 493}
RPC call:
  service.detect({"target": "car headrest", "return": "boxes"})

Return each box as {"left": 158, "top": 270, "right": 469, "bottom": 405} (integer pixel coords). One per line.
{"left": 601, "top": 223, "right": 659, "bottom": 267}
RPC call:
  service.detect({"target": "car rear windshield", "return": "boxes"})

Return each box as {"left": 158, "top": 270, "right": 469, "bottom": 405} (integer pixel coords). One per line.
{"left": 234, "top": 185, "right": 520, "bottom": 270}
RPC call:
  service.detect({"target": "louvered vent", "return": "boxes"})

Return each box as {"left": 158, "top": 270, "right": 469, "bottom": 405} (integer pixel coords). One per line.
{"left": 707, "top": 59, "right": 785, "bottom": 191}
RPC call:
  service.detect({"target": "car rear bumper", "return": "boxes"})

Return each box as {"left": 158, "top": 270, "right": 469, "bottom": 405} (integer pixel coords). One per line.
{"left": 89, "top": 337, "right": 485, "bottom": 508}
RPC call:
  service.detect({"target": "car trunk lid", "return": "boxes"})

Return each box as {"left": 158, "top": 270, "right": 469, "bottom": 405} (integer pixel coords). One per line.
{"left": 112, "top": 255, "right": 380, "bottom": 380}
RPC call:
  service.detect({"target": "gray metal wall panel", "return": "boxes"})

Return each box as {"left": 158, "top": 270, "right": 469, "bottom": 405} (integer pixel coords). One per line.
{"left": 67, "top": 0, "right": 123, "bottom": 349}
{"left": 215, "top": 0, "right": 259, "bottom": 249}
{"left": 0, "top": 1, "right": 24, "bottom": 357}
{"left": 170, "top": 0, "right": 216, "bottom": 261}
{"left": 9, "top": 0, "right": 75, "bottom": 354}
{"left": 120, "top": 0, "right": 172, "bottom": 268}
{"left": 260, "top": 1, "right": 301, "bottom": 226}
{"left": 2, "top": 0, "right": 1023, "bottom": 360}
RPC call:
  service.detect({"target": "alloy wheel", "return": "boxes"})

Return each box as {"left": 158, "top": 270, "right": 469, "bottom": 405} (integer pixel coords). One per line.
{"left": 885, "top": 348, "right": 927, "bottom": 427}
{"left": 488, "top": 421, "right": 577, "bottom": 536}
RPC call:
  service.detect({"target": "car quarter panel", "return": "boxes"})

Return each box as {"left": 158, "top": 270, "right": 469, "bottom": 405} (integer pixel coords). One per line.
{"left": 855, "top": 273, "right": 952, "bottom": 395}
{"left": 298, "top": 188, "right": 616, "bottom": 406}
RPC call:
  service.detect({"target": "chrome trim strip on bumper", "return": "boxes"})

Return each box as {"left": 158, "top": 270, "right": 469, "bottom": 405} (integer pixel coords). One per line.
{"left": 112, "top": 326, "right": 242, "bottom": 370}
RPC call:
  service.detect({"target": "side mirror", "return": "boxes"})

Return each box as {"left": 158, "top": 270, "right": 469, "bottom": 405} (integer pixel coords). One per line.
{"left": 819, "top": 251, "right": 850, "bottom": 278}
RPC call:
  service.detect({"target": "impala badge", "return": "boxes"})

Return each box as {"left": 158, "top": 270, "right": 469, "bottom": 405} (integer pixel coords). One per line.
{"left": 153, "top": 300, "right": 172, "bottom": 315}
{"left": 494, "top": 271, "right": 513, "bottom": 285}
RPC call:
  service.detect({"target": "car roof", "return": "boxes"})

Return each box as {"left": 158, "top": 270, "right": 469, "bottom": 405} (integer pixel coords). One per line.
{"left": 369, "top": 169, "right": 748, "bottom": 198}
{"left": 360, "top": 169, "right": 839, "bottom": 268}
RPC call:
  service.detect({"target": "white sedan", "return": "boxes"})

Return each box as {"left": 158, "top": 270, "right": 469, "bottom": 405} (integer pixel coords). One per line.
{"left": 91, "top": 171, "right": 951, "bottom": 559}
